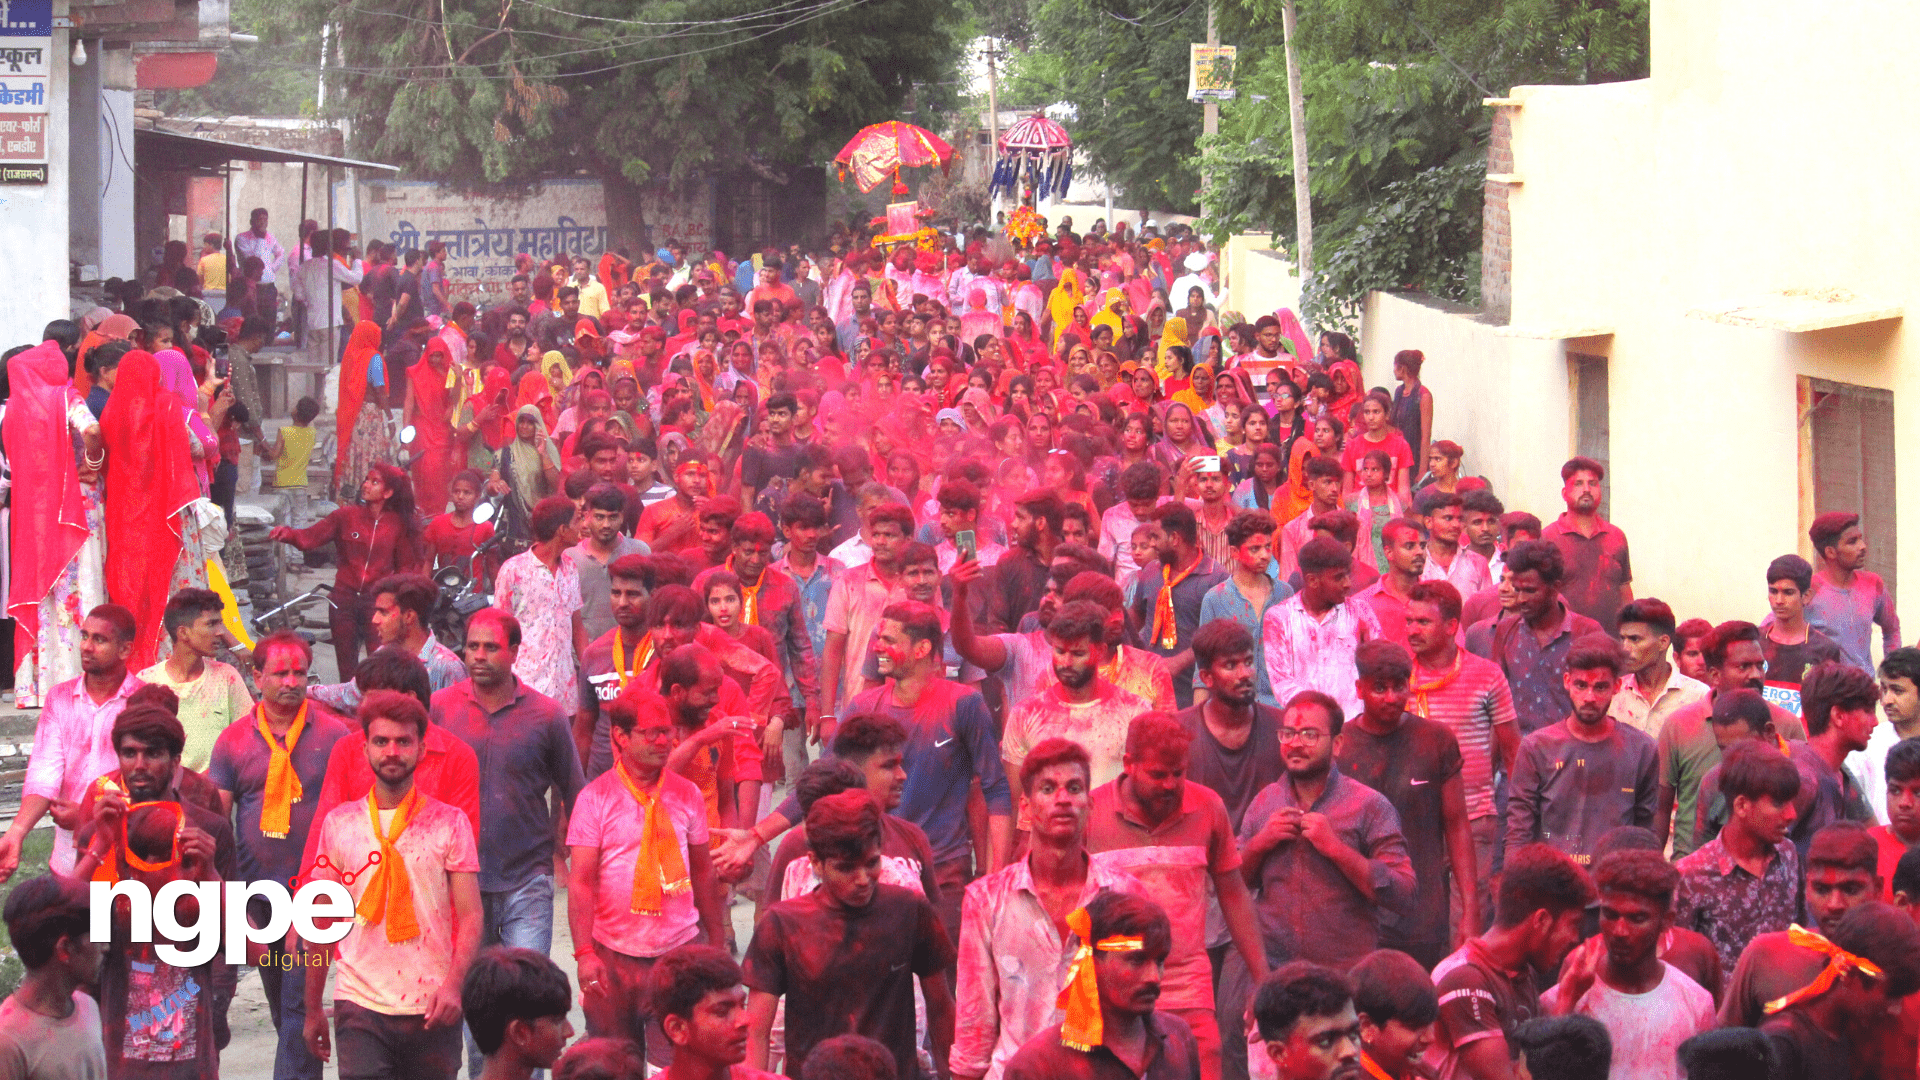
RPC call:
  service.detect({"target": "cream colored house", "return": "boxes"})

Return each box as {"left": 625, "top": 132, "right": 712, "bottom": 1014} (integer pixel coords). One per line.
{"left": 1361, "top": 0, "right": 1910, "bottom": 630}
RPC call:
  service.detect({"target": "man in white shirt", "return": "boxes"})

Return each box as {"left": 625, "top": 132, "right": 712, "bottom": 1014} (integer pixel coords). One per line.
{"left": 1611, "top": 598, "right": 1707, "bottom": 737}
{"left": 293, "top": 228, "right": 363, "bottom": 364}
{"left": 234, "top": 206, "right": 287, "bottom": 321}
{"left": 1852, "top": 647, "right": 1920, "bottom": 823}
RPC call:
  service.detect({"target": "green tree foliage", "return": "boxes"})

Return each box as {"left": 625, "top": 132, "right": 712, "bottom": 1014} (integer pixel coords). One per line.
{"left": 1006, "top": 0, "right": 1206, "bottom": 215}
{"left": 1203, "top": 0, "right": 1648, "bottom": 328}
{"left": 152, "top": 0, "right": 321, "bottom": 118}
{"left": 268, "top": 0, "right": 964, "bottom": 237}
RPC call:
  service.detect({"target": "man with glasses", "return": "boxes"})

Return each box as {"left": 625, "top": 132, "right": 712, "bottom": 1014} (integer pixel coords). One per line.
{"left": 1230, "top": 690, "right": 1414, "bottom": 1078}
{"left": 567, "top": 688, "right": 726, "bottom": 1066}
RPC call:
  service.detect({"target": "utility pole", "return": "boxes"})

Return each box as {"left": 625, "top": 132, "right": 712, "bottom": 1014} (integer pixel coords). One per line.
{"left": 1281, "top": 0, "right": 1312, "bottom": 275}
{"left": 1203, "top": 3, "right": 1218, "bottom": 139}
{"left": 984, "top": 38, "right": 1000, "bottom": 210}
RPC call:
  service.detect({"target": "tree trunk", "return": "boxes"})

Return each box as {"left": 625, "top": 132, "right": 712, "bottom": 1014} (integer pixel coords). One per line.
{"left": 601, "top": 170, "right": 651, "bottom": 258}
{"left": 1282, "top": 0, "right": 1313, "bottom": 278}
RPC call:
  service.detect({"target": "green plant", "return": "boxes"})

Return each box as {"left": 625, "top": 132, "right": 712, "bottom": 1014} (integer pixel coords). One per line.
{"left": 1303, "top": 159, "right": 1484, "bottom": 333}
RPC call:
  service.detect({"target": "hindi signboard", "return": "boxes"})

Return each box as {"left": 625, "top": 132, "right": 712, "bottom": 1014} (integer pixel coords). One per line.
{"left": 356, "top": 179, "right": 614, "bottom": 303}
{"left": 1188, "top": 44, "right": 1237, "bottom": 103}
{"left": 0, "top": 1, "right": 51, "bottom": 181}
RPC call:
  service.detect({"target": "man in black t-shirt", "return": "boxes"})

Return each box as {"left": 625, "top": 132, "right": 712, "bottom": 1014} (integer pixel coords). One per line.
{"left": 386, "top": 248, "right": 426, "bottom": 347}
{"left": 1336, "top": 639, "right": 1473, "bottom": 969}
{"left": 1176, "top": 620, "right": 1283, "bottom": 831}
{"left": 742, "top": 790, "right": 955, "bottom": 1080}
{"left": 740, "top": 391, "right": 803, "bottom": 510}
{"left": 1762, "top": 554, "right": 1845, "bottom": 688}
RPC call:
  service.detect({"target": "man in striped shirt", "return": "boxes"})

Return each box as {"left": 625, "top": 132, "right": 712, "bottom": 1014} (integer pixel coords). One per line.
{"left": 1406, "top": 580, "right": 1516, "bottom": 937}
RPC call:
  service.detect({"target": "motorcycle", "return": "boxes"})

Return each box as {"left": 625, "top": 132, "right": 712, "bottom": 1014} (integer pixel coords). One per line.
{"left": 428, "top": 493, "right": 526, "bottom": 649}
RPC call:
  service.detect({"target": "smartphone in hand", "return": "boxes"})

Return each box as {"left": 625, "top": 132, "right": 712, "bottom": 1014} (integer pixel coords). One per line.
{"left": 956, "top": 529, "right": 977, "bottom": 562}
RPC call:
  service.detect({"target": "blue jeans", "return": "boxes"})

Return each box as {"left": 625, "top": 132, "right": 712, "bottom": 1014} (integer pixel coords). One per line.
{"left": 465, "top": 873, "right": 556, "bottom": 1078}
{"left": 264, "top": 939, "right": 323, "bottom": 1080}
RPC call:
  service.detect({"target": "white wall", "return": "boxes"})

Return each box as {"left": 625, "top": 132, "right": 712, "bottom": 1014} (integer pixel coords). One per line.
{"left": 98, "top": 88, "right": 135, "bottom": 280}
{"left": 0, "top": 19, "right": 68, "bottom": 344}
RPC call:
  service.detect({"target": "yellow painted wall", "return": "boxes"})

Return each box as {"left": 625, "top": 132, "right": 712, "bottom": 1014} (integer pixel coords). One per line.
{"left": 1359, "top": 0, "right": 1920, "bottom": 628}
{"left": 1220, "top": 234, "right": 1302, "bottom": 322}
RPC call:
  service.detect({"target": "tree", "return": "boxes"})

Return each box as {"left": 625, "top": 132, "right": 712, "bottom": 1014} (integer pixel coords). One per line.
{"left": 1007, "top": 0, "right": 1207, "bottom": 215}
{"left": 153, "top": 0, "right": 321, "bottom": 119}
{"left": 273, "top": 0, "right": 966, "bottom": 245}
{"left": 1202, "top": 0, "right": 1648, "bottom": 329}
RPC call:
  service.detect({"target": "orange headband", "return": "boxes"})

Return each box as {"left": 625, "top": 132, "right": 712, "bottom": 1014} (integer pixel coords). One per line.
{"left": 1764, "top": 924, "right": 1883, "bottom": 1014}
{"left": 1057, "top": 906, "right": 1147, "bottom": 1051}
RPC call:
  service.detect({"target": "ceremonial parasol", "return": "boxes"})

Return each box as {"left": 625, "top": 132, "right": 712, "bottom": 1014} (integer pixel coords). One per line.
{"left": 835, "top": 121, "right": 955, "bottom": 196}
{"left": 990, "top": 114, "right": 1073, "bottom": 203}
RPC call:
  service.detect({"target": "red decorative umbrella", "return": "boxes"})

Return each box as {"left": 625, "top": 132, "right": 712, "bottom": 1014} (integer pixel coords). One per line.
{"left": 992, "top": 114, "right": 1073, "bottom": 203}
{"left": 835, "top": 121, "right": 955, "bottom": 196}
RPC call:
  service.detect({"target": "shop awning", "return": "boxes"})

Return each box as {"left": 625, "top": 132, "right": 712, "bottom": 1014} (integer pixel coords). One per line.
{"left": 134, "top": 126, "right": 401, "bottom": 176}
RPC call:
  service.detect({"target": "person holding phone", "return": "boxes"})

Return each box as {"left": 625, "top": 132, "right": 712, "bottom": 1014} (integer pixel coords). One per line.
{"left": 933, "top": 480, "right": 1006, "bottom": 573}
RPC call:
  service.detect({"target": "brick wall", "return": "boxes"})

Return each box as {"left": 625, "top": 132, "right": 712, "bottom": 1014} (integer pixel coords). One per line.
{"left": 1481, "top": 107, "right": 1513, "bottom": 324}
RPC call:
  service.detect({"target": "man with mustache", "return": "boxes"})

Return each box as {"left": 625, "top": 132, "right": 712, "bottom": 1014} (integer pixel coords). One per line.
{"left": 1505, "top": 635, "right": 1658, "bottom": 867}
{"left": 1253, "top": 963, "right": 1364, "bottom": 1080}
{"left": 303, "top": 690, "right": 482, "bottom": 1080}
{"left": 1087, "top": 714, "right": 1267, "bottom": 1080}
{"left": 1654, "top": 621, "right": 1808, "bottom": 857}
{"left": 74, "top": 703, "right": 235, "bottom": 1080}
{"left": 1002, "top": 601, "right": 1152, "bottom": 813}
{"left": 1001, "top": 889, "right": 1200, "bottom": 1080}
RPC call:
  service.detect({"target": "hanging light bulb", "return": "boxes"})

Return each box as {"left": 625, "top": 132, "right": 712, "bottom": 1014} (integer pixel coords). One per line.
{"left": 70, "top": 38, "right": 87, "bottom": 65}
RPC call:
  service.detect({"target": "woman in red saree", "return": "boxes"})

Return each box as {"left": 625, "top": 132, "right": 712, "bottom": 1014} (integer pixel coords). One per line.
{"left": 402, "top": 337, "right": 457, "bottom": 514}
{"left": 6, "top": 341, "right": 104, "bottom": 706}
{"left": 334, "top": 320, "right": 392, "bottom": 497}
{"left": 101, "top": 351, "right": 202, "bottom": 670}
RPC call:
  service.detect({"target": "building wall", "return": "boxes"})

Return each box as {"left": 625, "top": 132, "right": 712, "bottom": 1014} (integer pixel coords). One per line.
{"left": 1220, "top": 235, "right": 1300, "bottom": 322}
{"left": 1360, "top": 0, "right": 1920, "bottom": 631}
{"left": 0, "top": 16, "right": 68, "bottom": 343}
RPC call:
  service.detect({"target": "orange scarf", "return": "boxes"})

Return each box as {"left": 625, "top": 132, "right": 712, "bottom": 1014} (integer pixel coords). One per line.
{"left": 1764, "top": 924, "right": 1884, "bottom": 1014}
{"left": 89, "top": 797, "right": 184, "bottom": 885}
{"left": 256, "top": 702, "right": 309, "bottom": 839}
{"left": 1410, "top": 653, "right": 1464, "bottom": 719}
{"left": 1152, "top": 558, "right": 1198, "bottom": 650}
{"left": 732, "top": 561, "right": 764, "bottom": 625}
{"left": 1057, "top": 906, "right": 1147, "bottom": 1051}
{"left": 356, "top": 788, "right": 423, "bottom": 943}
{"left": 612, "top": 629, "right": 648, "bottom": 692}
{"left": 614, "top": 758, "right": 690, "bottom": 915}
{"left": 1359, "top": 1052, "right": 1397, "bottom": 1080}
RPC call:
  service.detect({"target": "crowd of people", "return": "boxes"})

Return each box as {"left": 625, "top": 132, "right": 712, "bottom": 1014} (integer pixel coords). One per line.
{"left": 0, "top": 209, "right": 1911, "bottom": 1080}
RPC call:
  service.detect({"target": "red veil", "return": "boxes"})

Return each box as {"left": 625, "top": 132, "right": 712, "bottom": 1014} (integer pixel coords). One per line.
{"left": 4, "top": 342, "right": 89, "bottom": 660}
{"left": 101, "top": 350, "right": 200, "bottom": 670}
{"left": 334, "top": 321, "right": 382, "bottom": 487}
{"left": 408, "top": 339, "right": 457, "bottom": 514}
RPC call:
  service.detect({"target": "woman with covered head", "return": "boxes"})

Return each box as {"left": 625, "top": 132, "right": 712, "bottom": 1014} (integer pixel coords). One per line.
{"left": 336, "top": 319, "right": 397, "bottom": 498}
{"left": 490, "top": 404, "right": 564, "bottom": 531}
{"left": 7, "top": 341, "right": 107, "bottom": 705}
{"left": 403, "top": 335, "right": 458, "bottom": 514}
{"left": 102, "top": 350, "right": 208, "bottom": 668}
